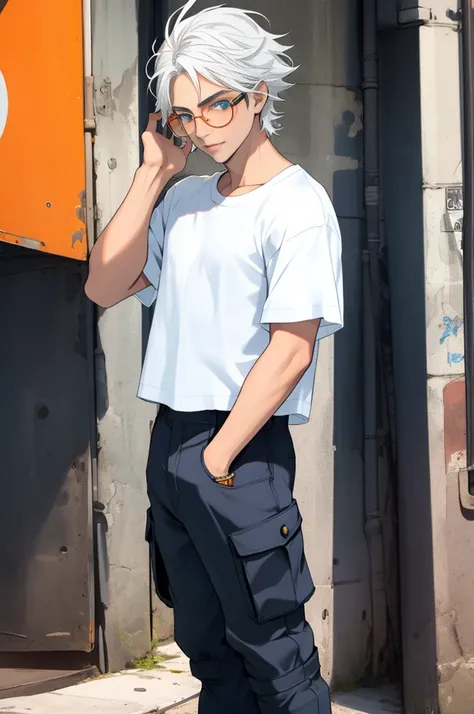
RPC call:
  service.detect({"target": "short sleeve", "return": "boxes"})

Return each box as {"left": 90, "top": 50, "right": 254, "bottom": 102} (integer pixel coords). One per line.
{"left": 261, "top": 221, "right": 344, "bottom": 340}
{"left": 135, "top": 185, "right": 176, "bottom": 307}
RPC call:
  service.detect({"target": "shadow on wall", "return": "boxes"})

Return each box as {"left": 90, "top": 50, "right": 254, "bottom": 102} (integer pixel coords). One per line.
{"left": 375, "top": 26, "right": 439, "bottom": 710}
{"left": 331, "top": 110, "right": 371, "bottom": 687}
{"left": 330, "top": 2, "right": 402, "bottom": 689}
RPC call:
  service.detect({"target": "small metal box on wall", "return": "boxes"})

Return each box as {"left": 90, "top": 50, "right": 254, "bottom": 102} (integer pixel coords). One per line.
{"left": 0, "top": 0, "right": 87, "bottom": 260}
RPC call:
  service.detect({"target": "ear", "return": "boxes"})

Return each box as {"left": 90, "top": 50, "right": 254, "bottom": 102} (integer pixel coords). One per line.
{"left": 253, "top": 81, "right": 268, "bottom": 114}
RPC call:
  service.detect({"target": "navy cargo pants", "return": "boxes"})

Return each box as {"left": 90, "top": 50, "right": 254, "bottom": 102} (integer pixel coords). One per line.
{"left": 145, "top": 406, "right": 331, "bottom": 714}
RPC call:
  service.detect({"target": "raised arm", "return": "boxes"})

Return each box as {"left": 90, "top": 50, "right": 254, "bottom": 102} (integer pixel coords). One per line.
{"left": 85, "top": 113, "right": 191, "bottom": 308}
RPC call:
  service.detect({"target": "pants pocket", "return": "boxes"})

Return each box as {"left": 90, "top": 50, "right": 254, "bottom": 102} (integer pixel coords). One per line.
{"left": 229, "top": 500, "right": 315, "bottom": 624}
{"left": 200, "top": 434, "right": 272, "bottom": 490}
{"left": 145, "top": 508, "right": 173, "bottom": 609}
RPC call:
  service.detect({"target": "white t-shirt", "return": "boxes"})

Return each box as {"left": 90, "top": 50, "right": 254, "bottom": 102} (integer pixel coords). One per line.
{"left": 135, "top": 164, "right": 343, "bottom": 425}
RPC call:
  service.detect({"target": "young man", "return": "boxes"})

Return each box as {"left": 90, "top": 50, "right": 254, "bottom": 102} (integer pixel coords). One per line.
{"left": 86, "top": 1, "right": 343, "bottom": 712}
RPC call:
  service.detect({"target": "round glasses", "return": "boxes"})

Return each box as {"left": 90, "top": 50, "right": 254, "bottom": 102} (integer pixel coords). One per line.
{"left": 167, "top": 92, "right": 247, "bottom": 138}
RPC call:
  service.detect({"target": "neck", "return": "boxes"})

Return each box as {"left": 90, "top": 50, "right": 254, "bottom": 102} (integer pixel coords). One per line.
{"left": 222, "top": 117, "right": 291, "bottom": 191}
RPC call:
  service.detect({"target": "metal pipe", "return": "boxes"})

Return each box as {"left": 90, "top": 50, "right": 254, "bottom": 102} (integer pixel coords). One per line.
{"left": 462, "top": 0, "right": 474, "bottom": 490}
{"left": 362, "top": 252, "right": 386, "bottom": 677}
{"left": 362, "top": 0, "right": 387, "bottom": 677}
{"left": 83, "top": 0, "right": 92, "bottom": 76}
{"left": 83, "top": 0, "right": 105, "bottom": 662}
{"left": 82, "top": 0, "right": 97, "bottom": 504}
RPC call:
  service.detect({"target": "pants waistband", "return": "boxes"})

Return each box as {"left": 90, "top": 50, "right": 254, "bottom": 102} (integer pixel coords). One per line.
{"left": 160, "top": 405, "right": 229, "bottom": 426}
{"left": 159, "top": 405, "right": 288, "bottom": 428}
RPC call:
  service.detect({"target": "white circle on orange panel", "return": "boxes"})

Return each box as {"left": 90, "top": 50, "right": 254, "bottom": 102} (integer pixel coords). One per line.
{"left": 0, "top": 70, "right": 8, "bottom": 138}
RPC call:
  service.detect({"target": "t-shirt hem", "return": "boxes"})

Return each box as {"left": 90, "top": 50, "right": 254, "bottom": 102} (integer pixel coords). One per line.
{"left": 261, "top": 303, "right": 342, "bottom": 323}
{"left": 136, "top": 385, "right": 310, "bottom": 425}
{"left": 134, "top": 285, "right": 156, "bottom": 307}
{"left": 134, "top": 267, "right": 158, "bottom": 307}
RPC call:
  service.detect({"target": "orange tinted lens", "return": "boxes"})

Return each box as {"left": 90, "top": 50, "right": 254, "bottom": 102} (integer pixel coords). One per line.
{"left": 168, "top": 115, "right": 187, "bottom": 137}
{"left": 203, "top": 102, "right": 233, "bottom": 127}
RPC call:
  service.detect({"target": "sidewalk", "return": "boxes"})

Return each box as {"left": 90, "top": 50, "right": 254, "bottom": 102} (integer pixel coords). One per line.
{"left": 0, "top": 642, "right": 402, "bottom": 714}
{"left": 171, "top": 685, "right": 402, "bottom": 714}
{"left": 0, "top": 642, "right": 200, "bottom": 714}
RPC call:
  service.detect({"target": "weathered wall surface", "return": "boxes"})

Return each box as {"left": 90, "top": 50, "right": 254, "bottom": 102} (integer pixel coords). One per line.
{"left": 419, "top": 9, "right": 474, "bottom": 714}
{"left": 92, "top": 0, "right": 155, "bottom": 671}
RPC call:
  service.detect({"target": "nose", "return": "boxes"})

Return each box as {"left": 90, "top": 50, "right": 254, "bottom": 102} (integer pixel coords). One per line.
{"left": 193, "top": 116, "right": 212, "bottom": 140}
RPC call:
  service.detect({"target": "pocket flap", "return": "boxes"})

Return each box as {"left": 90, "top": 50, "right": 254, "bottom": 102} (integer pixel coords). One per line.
{"left": 230, "top": 500, "right": 302, "bottom": 557}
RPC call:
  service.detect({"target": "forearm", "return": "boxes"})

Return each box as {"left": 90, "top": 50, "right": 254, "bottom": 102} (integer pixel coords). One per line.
{"left": 85, "top": 164, "right": 172, "bottom": 307}
{"left": 208, "top": 340, "right": 310, "bottom": 473}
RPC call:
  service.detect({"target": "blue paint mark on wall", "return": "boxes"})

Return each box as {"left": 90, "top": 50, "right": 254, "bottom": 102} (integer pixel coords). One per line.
{"left": 448, "top": 352, "right": 464, "bottom": 365}
{"left": 440, "top": 315, "right": 463, "bottom": 345}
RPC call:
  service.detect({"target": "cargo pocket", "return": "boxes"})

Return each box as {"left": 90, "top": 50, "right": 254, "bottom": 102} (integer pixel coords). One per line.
{"left": 229, "top": 500, "right": 315, "bottom": 624}
{"left": 145, "top": 508, "right": 173, "bottom": 609}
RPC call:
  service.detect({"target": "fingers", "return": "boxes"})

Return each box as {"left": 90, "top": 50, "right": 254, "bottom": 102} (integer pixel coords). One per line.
{"left": 180, "top": 139, "right": 194, "bottom": 158}
{"left": 146, "top": 111, "right": 162, "bottom": 132}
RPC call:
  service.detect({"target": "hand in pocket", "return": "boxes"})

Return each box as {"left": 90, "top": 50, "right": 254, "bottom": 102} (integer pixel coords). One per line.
{"left": 202, "top": 444, "right": 234, "bottom": 486}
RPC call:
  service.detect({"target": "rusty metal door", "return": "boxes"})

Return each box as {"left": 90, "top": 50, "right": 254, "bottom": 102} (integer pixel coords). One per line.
{"left": 0, "top": 0, "right": 94, "bottom": 652}
{"left": 0, "top": 247, "right": 94, "bottom": 651}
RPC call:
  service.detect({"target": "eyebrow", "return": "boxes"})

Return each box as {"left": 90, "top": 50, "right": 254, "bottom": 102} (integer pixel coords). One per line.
{"left": 172, "top": 90, "right": 229, "bottom": 113}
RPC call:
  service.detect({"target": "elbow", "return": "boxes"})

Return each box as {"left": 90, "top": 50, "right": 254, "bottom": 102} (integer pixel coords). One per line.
{"left": 292, "top": 347, "right": 313, "bottom": 377}
{"left": 268, "top": 334, "right": 314, "bottom": 381}
{"left": 84, "top": 278, "right": 114, "bottom": 309}
{"left": 282, "top": 337, "right": 314, "bottom": 378}
{"left": 276, "top": 345, "right": 313, "bottom": 383}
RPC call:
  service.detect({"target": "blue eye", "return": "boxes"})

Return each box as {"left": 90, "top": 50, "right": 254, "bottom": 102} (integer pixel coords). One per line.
{"left": 179, "top": 113, "right": 193, "bottom": 123}
{"left": 211, "top": 100, "right": 231, "bottom": 111}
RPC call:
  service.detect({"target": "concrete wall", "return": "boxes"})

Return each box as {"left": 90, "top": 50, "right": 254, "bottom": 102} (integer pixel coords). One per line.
{"left": 92, "top": 0, "right": 155, "bottom": 671}
{"left": 419, "top": 7, "right": 473, "bottom": 714}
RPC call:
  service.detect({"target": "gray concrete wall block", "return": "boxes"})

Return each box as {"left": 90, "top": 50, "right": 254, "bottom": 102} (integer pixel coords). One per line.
{"left": 92, "top": 0, "right": 157, "bottom": 672}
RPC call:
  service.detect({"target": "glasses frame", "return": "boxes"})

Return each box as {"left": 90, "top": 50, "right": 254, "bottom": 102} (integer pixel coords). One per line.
{"left": 167, "top": 92, "right": 247, "bottom": 138}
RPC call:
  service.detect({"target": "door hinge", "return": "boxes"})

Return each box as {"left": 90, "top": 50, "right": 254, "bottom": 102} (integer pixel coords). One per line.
{"left": 85, "top": 75, "right": 96, "bottom": 133}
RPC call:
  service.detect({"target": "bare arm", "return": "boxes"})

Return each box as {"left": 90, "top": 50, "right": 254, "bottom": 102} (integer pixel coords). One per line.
{"left": 203, "top": 319, "right": 321, "bottom": 477}
{"left": 85, "top": 113, "right": 192, "bottom": 308}
{"left": 85, "top": 165, "right": 170, "bottom": 307}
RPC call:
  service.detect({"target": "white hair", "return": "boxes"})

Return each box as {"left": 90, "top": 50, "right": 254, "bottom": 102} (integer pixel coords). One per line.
{"left": 146, "top": 0, "right": 298, "bottom": 136}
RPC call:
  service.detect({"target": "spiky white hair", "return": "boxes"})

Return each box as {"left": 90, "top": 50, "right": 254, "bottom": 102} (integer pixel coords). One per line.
{"left": 146, "top": 0, "right": 298, "bottom": 136}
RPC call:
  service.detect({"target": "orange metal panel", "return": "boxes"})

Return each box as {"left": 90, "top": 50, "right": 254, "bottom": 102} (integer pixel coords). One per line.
{"left": 0, "top": 0, "right": 87, "bottom": 260}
